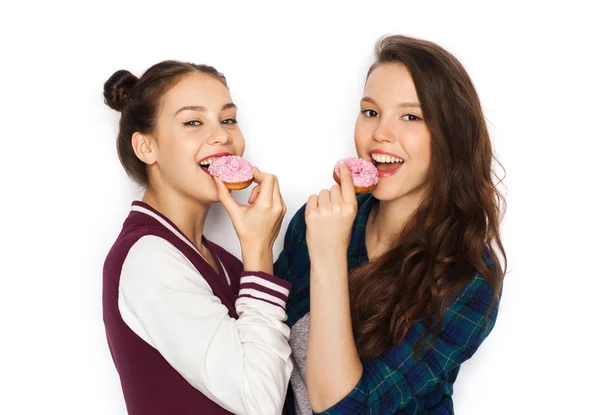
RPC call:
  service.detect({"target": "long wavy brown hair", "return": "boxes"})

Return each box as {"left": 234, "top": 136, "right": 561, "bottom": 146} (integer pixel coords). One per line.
{"left": 349, "top": 35, "right": 507, "bottom": 359}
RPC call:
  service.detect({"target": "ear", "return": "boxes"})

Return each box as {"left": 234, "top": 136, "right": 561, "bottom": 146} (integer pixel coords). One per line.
{"left": 131, "top": 132, "right": 157, "bottom": 165}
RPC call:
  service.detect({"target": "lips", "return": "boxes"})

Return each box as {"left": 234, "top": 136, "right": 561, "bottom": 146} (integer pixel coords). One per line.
{"left": 376, "top": 164, "right": 402, "bottom": 177}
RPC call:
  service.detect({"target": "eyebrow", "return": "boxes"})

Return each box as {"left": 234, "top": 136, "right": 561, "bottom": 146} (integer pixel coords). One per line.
{"left": 399, "top": 102, "right": 421, "bottom": 108}
{"left": 174, "top": 102, "right": 237, "bottom": 117}
{"left": 360, "top": 96, "right": 420, "bottom": 108}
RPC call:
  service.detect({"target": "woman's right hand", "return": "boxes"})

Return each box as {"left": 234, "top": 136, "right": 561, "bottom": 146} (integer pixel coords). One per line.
{"left": 214, "top": 167, "right": 286, "bottom": 273}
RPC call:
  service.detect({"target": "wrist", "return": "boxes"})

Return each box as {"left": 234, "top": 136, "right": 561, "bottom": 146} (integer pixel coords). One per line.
{"left": 309, "top": 249, "right": 347, "bottom": 273}
{"left": 241, "top": 245, "right": 274, "bottom": 274}
{"left": 309, "top": 243, "right": 347, "bottom": 261}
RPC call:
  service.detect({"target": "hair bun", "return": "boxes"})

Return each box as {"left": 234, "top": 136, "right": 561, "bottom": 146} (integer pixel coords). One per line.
{"left": 103, "top": 69, "right": 139, "bottom": 112}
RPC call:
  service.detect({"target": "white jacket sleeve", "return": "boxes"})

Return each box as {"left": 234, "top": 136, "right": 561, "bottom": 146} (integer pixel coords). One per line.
{"left": 118, "top": 235, "right": 293, "bottom": 415}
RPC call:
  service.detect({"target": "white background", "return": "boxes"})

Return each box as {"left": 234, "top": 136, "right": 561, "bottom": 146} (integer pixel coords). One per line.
{"left": 2, "top": 1, "right": 599, "bottom": 414}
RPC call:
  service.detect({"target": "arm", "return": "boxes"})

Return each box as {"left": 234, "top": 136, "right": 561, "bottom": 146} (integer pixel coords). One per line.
{"left": 302, "top": 164, "right": 363, "bottom": 411}
{"left": 307, "top": 251, "right": 363, "bottom": 412}
{"left": 304, "top": 165, "right": 499, "bottom": 413}
{"left": 119, "top": 235, "right": 293, "bottom": 415}
{"left": 312, "top": 274, "right": 499, "bottom": 414}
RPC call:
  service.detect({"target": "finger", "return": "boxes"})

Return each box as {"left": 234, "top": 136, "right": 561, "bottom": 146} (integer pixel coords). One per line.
{"left": 306, "top": 194, "right": 318, "bottom": 214}
{"left": 247, "top": 184, "right": 260, "bottom": 204}
{"left": 330, "top": 184, "right": 342, "bottom": 204}
{"left": 338, "top": 162, "right": 356, "bottom": 203}
{"left": 251, "top": 166, "right": 265, "bottom": 184}
{"left": 214, "top": 177, "right": 242, "bottom": 213}
{"left": 255, "top": 173, "right": 275, "bottom": 205}
{"left": 272, "top": 175, "right": 282, "bottom": 205}
{"left": 318, "top": 189, "right": 331, "bottom": 207}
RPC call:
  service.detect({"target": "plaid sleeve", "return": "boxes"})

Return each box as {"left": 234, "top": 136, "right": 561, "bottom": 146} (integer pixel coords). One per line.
{"left": 274, "top": 205, "right": 312, "bottom": 327}
{"left": 317, "top": 274, "right": 500, "bottom": 415}
{"left": 274, "top": 204, "right": 307, "bottom": 283}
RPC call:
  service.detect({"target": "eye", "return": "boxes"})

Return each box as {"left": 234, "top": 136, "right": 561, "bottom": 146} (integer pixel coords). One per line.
{"left": 401, "top": 114, "right": 422, "bottom": 121}
{"left": 222, "top": 118, "right": 238, "bottom": 125}
{"left": 361, "top": 109, "right": 379, "bottom": 118}
{"left": 183, "top": 120, "right": 203, "bottom": 127}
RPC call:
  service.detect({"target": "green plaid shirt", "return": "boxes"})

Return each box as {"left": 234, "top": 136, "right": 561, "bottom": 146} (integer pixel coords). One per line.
{"left": 275, "top": 194, "right": 500, "bottom": 415}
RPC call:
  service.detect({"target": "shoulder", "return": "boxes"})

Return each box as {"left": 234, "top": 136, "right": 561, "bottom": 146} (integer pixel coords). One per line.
{"left": 453, "top": 272, "right": 497, "bottom": 309}
{"left": 125, "top": 234, "right": 188, "bottom": 261}
{"left": 120, "top": 235, "right": 202, "bottom": 296}
{"left": 445, "top": 271, "right": 500, "bottom": 344}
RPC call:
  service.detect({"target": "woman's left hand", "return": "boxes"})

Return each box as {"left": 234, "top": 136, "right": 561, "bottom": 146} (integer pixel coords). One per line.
{"left": 305, "top": 163, "right": 358, "bottom": 264}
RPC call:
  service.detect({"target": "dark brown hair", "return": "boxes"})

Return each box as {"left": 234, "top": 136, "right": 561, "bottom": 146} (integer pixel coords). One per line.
{"left": 103, "top": 61, "right": 227, "bottom": 186}
{"left": 349, "top": 35, "right": 506, "bottom": 358}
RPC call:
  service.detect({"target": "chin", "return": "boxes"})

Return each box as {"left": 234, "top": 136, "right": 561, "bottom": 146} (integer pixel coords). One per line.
{"left": 371, "top": 186, "right": 396, "bottom": 201}
{"left": 203, "top": 191, "right": 220, "bottom": 205}
{"left": 371, "top": 182, "right": 413, "bottom": 202}
{"left": 185, "top": 187, "right": 218, "bottom": 205}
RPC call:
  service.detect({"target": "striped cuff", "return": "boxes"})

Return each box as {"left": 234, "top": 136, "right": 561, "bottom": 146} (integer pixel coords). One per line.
{"left": 237, "top": 271, "right": 291, "bottom": 310}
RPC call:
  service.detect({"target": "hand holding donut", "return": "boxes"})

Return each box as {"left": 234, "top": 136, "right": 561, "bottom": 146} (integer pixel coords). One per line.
{"left": 212, "top": 156, "right": 286, "bottom": 272}
{"left": 305, "top": 162, "right": 358, "bottom": 263}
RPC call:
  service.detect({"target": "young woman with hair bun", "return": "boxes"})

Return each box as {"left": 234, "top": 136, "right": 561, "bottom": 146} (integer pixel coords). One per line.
{"left": 103, "top": 60, "right": 292, "bottom": 415}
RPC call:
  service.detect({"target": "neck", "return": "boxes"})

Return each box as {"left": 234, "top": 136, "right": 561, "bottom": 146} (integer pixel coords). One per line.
{"left": 142, "top": 186, "right": 210, "bottom": 252}
{"left": 367, "top": 190, "right": 424, "bottom": 256}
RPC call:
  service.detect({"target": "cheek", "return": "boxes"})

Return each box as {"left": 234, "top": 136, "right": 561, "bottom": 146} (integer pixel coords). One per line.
{"left": 415, "top": 142, "right": 431, "bottom": 172}
{"left": 162, "top": 139, "right": 199, "bottom": 172}
{"left": 237, "top": 136, "right": 246, "bottom": 156}
{"left": 156, "top": 139, "right": 177, "bottom": 164}
{"left": 228, "top": 129, "right": 245, "bottom": 156}
{"left": 420, "top": 136, "right": 432, "bottom": 172}
{"left": 354, "top": 119, "right": 372, "bottom": 152}
{"left": 406, "top": 131, "right": 431, "bottom": 169}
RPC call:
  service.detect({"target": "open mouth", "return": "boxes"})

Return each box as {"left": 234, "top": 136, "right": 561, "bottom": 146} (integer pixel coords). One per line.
{"left": 370, "top": 151, "right": 404, "bottom": 177}
{"left": 198, "top": 152, "right": 232, "bottom": 174}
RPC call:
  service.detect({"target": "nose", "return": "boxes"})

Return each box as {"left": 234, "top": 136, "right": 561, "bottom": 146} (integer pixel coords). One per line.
{"left": 372, "top": 117, "right": 396, "bottom": 144}
{"left": 207, "top": 123, "right": 232, "bottom": 146}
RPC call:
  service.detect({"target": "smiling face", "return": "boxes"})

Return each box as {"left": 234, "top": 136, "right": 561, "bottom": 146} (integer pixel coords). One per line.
{"left": 354, "top": 63, "right": 431, "bottom": 202}
{"left": 142, "top": 72, "right": 245, "bottom": 204}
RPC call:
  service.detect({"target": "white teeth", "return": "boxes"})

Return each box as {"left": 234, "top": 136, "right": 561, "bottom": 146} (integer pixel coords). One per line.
{"left": 200, "top": 157, "right": 217, "bottom": 166}
{"left": 372, "top": 153, "right": 403, "bottom": 164}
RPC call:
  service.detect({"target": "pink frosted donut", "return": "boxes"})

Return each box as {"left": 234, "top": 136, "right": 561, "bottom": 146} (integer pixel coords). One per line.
{"left": 333, "top": 157, "right": 378, "bottom": 194}
{"left": 208, "top": 156, "right": 254, "bottom": 190}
